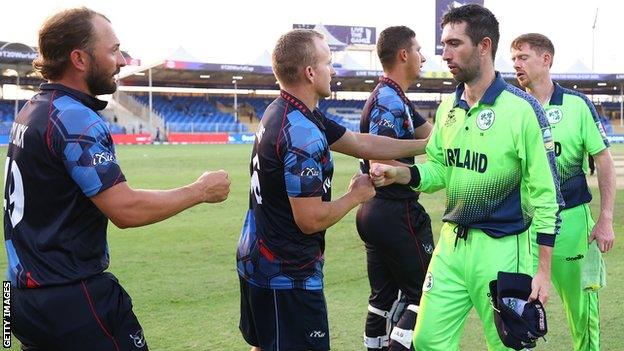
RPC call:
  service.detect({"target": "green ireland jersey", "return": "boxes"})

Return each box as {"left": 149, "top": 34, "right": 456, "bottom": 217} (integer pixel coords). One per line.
{"left": 543, "top": 83, "right": 610, "bottom": 209}
{"left": 415, "top": 73, "right": 563, "bottom": 246}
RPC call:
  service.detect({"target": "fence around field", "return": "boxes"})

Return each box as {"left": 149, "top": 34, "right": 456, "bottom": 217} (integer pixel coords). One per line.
{"left": 164, "top": 122, "right": 248, "bottom": 133}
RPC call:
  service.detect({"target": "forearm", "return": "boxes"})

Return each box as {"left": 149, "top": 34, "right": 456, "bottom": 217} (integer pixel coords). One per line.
{"left": 536, "top": 245, "right": 553, "bottom": 276}
{"left": 99, "top": 184, "right": 202, "bottom": 228}
{"left": 356, "top": 134, "right": 427, "bottom": 159}
{"left": 299, "top": 193, "right": 360, "bottom": 234}
{"left": 595, "top": 152, "right": 616, "bottom": 221}
{"left": 125, "top": 187, "right": 202, "bottom": 226}
{"left": 369, "top": 159, "right": 413, "bottom": 167}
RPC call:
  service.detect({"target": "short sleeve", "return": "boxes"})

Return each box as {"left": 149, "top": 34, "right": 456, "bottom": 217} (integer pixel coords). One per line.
{"left": 282, "top": 123, "right": 328, "bottom": 198}
{"left": 51, "top": 100, "right": 125, "bottom": 197}
{"left": 323, "top": 116, "right": 347, "bottom": 145}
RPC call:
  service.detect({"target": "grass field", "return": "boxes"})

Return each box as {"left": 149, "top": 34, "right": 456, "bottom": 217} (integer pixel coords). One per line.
{"left": 1, "top": 144, "right": 623, "bottom": 350}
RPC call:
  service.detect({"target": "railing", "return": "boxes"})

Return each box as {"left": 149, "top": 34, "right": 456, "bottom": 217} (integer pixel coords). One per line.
{"left": 165, "top": 122, "right": 248, "bottom": 133}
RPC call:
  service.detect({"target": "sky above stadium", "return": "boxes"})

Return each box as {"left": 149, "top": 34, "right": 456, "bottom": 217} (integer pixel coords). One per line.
{"left": 2, "top": 0, "right": 623, "bottom": 73}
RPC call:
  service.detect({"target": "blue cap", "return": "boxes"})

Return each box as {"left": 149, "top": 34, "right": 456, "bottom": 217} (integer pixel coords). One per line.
{"left": 489, "top": 271, "right": 548, "bottom": 350}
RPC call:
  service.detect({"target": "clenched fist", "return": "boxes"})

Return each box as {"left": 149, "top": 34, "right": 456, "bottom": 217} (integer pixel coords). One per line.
{"left": 196, "top": 170, "right": 231, "bottom": 203}
{"left": 348, "top": 173, "right": 375, "bottom": 203}
{"left": 370, "top": 163, "right": 398, "bottom": 187}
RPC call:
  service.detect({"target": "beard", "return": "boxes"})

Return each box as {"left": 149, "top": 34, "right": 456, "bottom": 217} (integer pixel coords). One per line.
{"left": 452, "top": 51, "right": 481, "bottom": 83}
{"left": 86, "top": 61, "right": 118, "bottom": 96}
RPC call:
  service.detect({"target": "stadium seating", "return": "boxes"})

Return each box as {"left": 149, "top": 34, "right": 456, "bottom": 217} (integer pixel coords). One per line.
{"left": 128, "top": 94, "right": 444, "bottom": 133}
{"left": 0, "top": 99, "right": 26, "bottom": 122}
{"left": 131, "top": 94, "right": 248, "bottom": 133}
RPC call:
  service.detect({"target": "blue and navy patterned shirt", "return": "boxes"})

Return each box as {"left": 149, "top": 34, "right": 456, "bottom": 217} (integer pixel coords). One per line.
{"left": 3, "top": 83, "right": 125, "bottom": 288}
{"left": 360, "top": 77, "right": 427, "bottom": 199}
{"left": 236, "top": 90, "right": 346, "bottom": 290}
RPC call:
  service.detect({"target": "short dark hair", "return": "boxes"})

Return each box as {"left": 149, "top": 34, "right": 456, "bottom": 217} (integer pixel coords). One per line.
{"left": 272, "top": 29, "right": 324, "bottom": 86}
{"left": 511, "top": 33, "right": 555, "bottom": 56}
{"left": 441, "top": 4, "right": 500, "bottom": 60}
{"left": 33, "top": 7, "right": 109, "bottom": 80}
{"left": 377, "top": 26, "right": 416, "bottom": 69}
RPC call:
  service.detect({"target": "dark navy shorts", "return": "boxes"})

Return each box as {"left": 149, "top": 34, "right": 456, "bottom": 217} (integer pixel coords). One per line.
{"left": 356, "top": 197, "right": 434, "bottom": 306}
{"left": 239, "top": 276, "right": 330, "bottom": 351}
{"left": 10, "top": 272, "right": 147, "bottom": 351}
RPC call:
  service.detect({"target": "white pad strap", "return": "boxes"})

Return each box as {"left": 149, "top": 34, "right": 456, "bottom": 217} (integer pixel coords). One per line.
{"left": 368, "top": 304, "right": 390, "bottom": 318}
{"left": 390, "top": 326, "right": 413, "bottom": 349}
{"left": 406, "top": 304, "right": 419, "bottom": 314}
{"left": 364, "top": 334, "right": 389, "bottom": 348}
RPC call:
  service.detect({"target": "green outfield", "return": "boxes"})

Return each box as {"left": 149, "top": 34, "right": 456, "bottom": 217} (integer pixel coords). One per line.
{"left": 1, "top": 144, "right": 623, "bottom": 350}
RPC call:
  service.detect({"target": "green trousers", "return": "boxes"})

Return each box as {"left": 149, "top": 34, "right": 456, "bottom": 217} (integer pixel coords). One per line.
{"left": 531, "top": 203, "right": 601, "bottom": 351}
{"left": 413, "top": 222, "right": 531, "bottom": 351}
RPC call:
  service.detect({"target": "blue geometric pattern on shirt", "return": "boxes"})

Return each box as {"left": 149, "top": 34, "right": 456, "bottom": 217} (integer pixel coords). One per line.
{"left": 4, "top": 240, "right": 22, "bottom": 284}
{"left": 237, "top": 209, "right": 323, "bottom": 289}
{"left": 283, "top": 110, "right": 329, "bottom": 198}
{"left": 370, "top": 86, "right": 412, "bottom": 138}
{"left": 53, "top": 95, "right": 122, "bottom": 197}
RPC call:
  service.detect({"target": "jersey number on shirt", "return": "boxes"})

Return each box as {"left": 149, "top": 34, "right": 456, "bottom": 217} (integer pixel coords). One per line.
{"left": 251, "top": 154, "right": 262, "bottom": 204}
{"left": 3, "top": 157, "right": 24, "bottom": 227}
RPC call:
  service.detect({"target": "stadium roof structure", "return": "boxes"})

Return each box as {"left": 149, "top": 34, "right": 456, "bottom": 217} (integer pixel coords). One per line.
{"left": 0, "top": 40, "right": 140, "bottom": 89}
{"left": 0, "top": 39, "right": 622, "bottom": 97}
{"left": 118, "top": 58, "right": 624, "bottom": 96}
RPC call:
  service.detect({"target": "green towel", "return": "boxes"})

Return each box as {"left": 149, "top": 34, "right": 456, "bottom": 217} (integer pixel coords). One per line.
{"left": 581, "top": 241, "right": 606, "bottom": 292}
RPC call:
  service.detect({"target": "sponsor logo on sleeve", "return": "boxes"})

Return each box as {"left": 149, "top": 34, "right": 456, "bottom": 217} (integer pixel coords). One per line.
{"left": 300, "top": 167, "right": 320, "bottom": 177}
{"left": 423, "top": 272, "right": 434, "bottom": 292}
{"left": 379, "top": 119, "right": 395, "bottom": 129}
{"left": 92, "top": 152, "right": 116, "bottom": 166}
{"left": 542, "top": 128, "right": 555, "bottom": 151}
{"left": 596, "top": 122, "right": 607, "bottom": 139}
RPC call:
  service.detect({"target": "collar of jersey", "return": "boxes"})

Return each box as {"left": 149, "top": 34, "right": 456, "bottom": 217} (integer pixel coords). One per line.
{"left": 548, "top": 82, "right": 565, "bottom": 106}
{"left": 40, "top": 83, "right": 108, "bottom": 111}
{"left": 279, "top": 89, "right": 325, "bottom": 130}
{"left": 379, "top": 76, "right": 413, "bottom": 106}
{"left": 453, "top": 71, "right": 506, "bottom": 110}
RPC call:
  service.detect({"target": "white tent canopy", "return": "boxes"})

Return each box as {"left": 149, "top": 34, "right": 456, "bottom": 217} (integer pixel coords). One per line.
{"left": 313, "top": 23, "right": 347, "bottom": 51}
{"left": 167, "top": 46, "right": 199, "bottom": 62}
{"left": 251, "top": 50, "right": 272, "bottom": 67}
{"left": 336, "top": 52, "right": 365, "bottom": 70}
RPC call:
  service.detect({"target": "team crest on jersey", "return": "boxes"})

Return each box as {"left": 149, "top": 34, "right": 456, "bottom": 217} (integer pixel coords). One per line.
{"left": 546, "top": 108, "right": 563, "bottom": 124}
{"left": 542, "top": 128, "right": 555, "bottom": 151}
{"left": 423, "top": 272, "right": 434, "bottom": 292}
{"left": 444, "top": 109, "right": 457, "bottom": 127}
{"left": 476, "top": 109, "right": 495, "bottom": 130}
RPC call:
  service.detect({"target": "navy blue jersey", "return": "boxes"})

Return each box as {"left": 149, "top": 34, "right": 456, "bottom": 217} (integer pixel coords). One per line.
{"left": 360, "top": 77, "right": 426, "bottom": 199}
{"left": 3, "top": 83, "right": 125, "bottom": 288}
{"left": 237, "top": 91, "right": 346, "bottom": 290}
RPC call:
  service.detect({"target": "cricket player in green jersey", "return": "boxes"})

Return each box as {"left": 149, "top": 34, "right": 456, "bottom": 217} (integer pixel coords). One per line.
{"left": 369, "top": 5, "right": 563, "bottom": 350}
{"left": 511, "top": 33, "right": 616, "bottom": 351}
